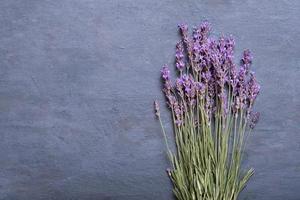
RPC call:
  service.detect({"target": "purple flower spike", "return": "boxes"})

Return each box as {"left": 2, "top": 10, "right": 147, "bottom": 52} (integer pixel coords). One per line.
{"left": 178, "top": 24, "right": 188, "bottom": 36}
{"left": 161, "top": 65, "right": 170, "bottom": 80}
{"left": 166, "top": 94, "right": 176, "bottom": 108}
{"left": 249, "top": 111, "right": 260, "bottom": 129}
{"left": 241, "top": 49, "right": 252, "bottom": 73}
{"left": 237, "top": 66, "right": 247, "bottom": 94}
{"left": 247, "top": 72, "right": 260, "bottom": 104}
{"left": 173, "top": 102, "right": 183, "bottom": 126}
{"left": 242, "top": 49, "right": 252, "bottom": 65}
{"left": 178, "top": 24, "right": 190, "bottom": 45}
{"left": 175, "top": 42, "right": 185, "bottom": 71}
{"left": 175, "top": 77, "right": 184, "bottom": 96}
{"left": 229, "top": 64, "right": 238, "bottom": 91}
{"left": 178, "top": 24, "right": 193, "bottom": 64}
{"left": 195, "top": 82, "right": 205, "bottom": 96}
{"left": 202, "top": 71, "right": 212, "bottom": 84}
{"left": 199, "top": 21, "right": 211, "bottom": 37}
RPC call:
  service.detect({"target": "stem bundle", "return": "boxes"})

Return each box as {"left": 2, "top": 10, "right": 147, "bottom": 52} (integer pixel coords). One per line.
{"left": 154, "top": 22, "right": 260, "bottom": 200}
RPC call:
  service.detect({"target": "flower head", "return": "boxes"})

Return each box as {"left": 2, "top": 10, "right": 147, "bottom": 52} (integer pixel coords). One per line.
{"left": 199, "top": 21, "right": 211, "bottom": 40}
{"left": 247, "top": 72, "right": 260, "bottom": 105}
{"left": 241, "top": 49, "right": 252, "bottom": 73}
{"left": 229, "top": 64, "right": 238, "bottom": 91}
{"left": 233, "top": 66, "right": 248, "bottom": 111}
{"left": 173, "top": 102, "right": 184, "bottom": 126}
{"left": 175, "top": 41, "right": 185, "bottom": 71}
{"left": 195, "top": 81, "right": 205, "bottom": 98}
{"left": 161, "top": 65, "right": 170, "bottom": 80}
{"left": 178, "top": 24, "right": 188, "bottom": 38}
{"left": 166, "top": 94, "right": 176, "bottom": 108}
{"left": 175, "top": 77, "right": 184, "bottom": 96}
{"left": 242, "top": 49, "right": 252, "bottom": 65}
{"left": 249, "top": 111, "right": 260, "bottom": 129}
{"left": 179, "top": 24, "right": 194, "bottom": 68}
{"left": 178, "top": 24, "right": 189, "bottom": 46}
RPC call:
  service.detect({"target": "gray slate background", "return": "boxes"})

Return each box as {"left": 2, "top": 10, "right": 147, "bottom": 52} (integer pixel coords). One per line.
{"left": 0, "top": 0, "right": 299, "bottom": 199}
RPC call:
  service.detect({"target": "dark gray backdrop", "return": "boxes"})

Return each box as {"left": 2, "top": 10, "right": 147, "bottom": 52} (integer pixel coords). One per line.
{"left": 0, "top": 0, "right": 299, "bottom": 199}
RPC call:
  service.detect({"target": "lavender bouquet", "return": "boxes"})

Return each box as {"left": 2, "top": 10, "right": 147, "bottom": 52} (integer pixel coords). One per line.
{"left": 154, "top": 22, "right": 260, "bottom": 200}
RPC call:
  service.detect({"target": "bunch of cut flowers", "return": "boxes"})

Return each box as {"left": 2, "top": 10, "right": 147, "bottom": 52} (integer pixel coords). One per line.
{"left": 154, "top": 22, "right": 260, "bottom": 200}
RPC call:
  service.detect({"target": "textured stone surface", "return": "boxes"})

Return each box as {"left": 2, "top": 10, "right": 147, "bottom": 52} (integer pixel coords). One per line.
{"left": 0, "top": 0, "right": 299, "bottom": 199}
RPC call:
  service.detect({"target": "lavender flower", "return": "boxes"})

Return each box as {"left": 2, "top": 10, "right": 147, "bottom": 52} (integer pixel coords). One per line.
{"left": 161, "top": 65, "right": 176, "bottom": 108}
{"left": 175, "top": 41, "right": 185, "bottom": 71}
{"left": 161, "top": 65, "right": 172, "bottom": 92}
{"left": 154, "top": 100, "right": 160, "bottom": 117}
{"left": 241, "top": 49, "right": 252, "bottom": 73}
{"left": 242, "top": 49, "right": 252, "bottom": 65}
{"left": 178, "top": 24, "right": 188, "bottom": 42}
{"left": 182, "top": 75, "right": 196, "bottom": 105}
{"left": 202, "top": 71, "right": 212, "bottom": 84}
{"left": 199, "top": 21, "right": 211, "bottom": 37}
{"left": 191, "top": 22, "right": 211, "bottom": 72}
{"left": 224, "top": 36, "right": 235, "bottom": 61}
{"left": 179, "top": 24, "right": 193, "bottom": 67}
{"left": 173, "top": 102, "right": 183, "bottom": 126}
{"left": 166, "top": 94, "right": 177, "bottom": 108}
{"left": 205, "top": 79, "right": 216, "bottom": 117}
{"left": 161, "top": 64, "right": 170, "bottom": 80}
{"left": 247, "top": 72, "right": 260, "bottom": 105}
{"left": 176, "top": 77, "right": 184, "bottom": 97}
{"left": 229, "top": 63, "right": 238, "bottom": 91}
{"left": 178, "top": 23, "right": 190, "bottom": 49}
{"left": 195, "top": 81, "right": 205, "bottom": 98}
{"left": 249, "top": 111, "right": 260, "bottom": 129}
{"left": 192, "top": 42, "right": 201, "bottom": 72}
{"left": 234, "top": 66, "right": 247, "bottom": 110}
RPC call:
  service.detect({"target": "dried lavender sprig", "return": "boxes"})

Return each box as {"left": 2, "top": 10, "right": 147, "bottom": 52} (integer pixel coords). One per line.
{"left": 161, "top": 64, "right": 170, "bottom": 80}
{"left": 175, "top": 41, "right": 185, "bottom": 71}
{"left": 178, "top": 24, "right": 193, "bottom": 69}
{"left": 249, "top": 111, "right": 260, "bottom": 129}
{"left": 247, "top": 72, "right": 260, "bottom": 105}
{"left": 242, "top": 49, "right": 252, "bottom": 73}
{"left": 154, "top": 100, "right": 160, "bottom": 117}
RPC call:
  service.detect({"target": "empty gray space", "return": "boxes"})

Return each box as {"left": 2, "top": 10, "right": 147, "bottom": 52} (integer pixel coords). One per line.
{"left": 0, "top": 0, "right": 299, "bottom": 199}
